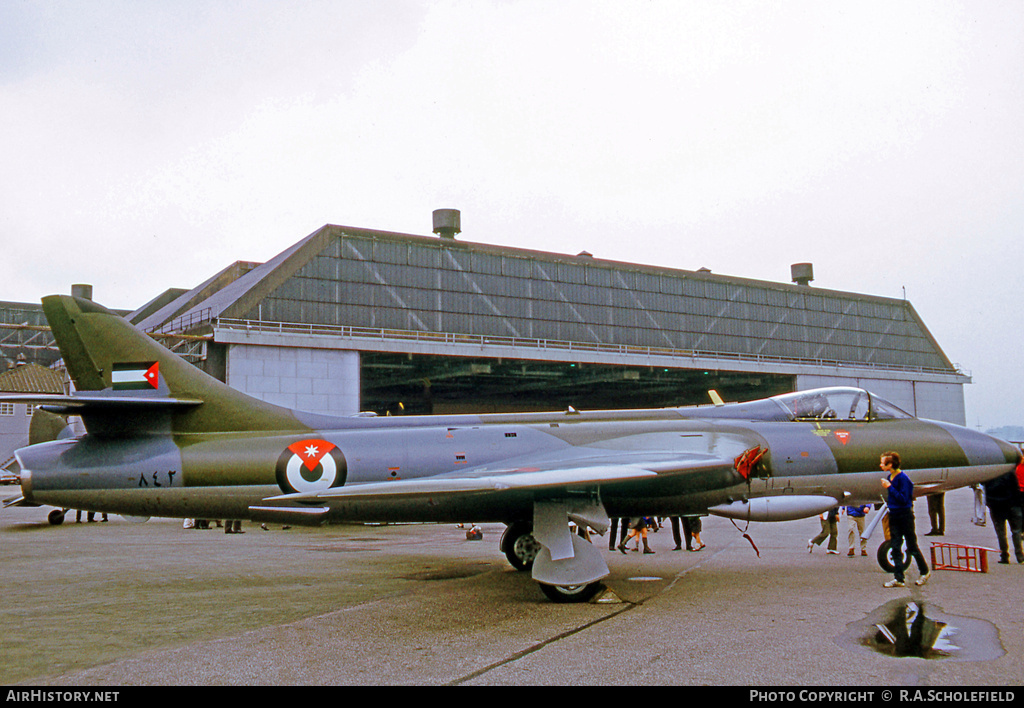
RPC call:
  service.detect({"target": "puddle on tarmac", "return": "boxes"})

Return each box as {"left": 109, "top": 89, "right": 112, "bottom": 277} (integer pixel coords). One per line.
{"left": 401, "top": 565, "right": 490, "bottom": 581}
{"left": 836, "top": 599, "right": 1004, "bottom": 661}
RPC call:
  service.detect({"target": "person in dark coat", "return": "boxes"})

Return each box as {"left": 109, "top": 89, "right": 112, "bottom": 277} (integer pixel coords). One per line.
{"left": 984, "top": 465, "right": 1024, "bottom": 564}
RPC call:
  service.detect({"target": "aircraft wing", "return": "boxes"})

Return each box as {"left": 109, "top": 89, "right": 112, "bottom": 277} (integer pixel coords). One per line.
{"left": 252, "top": 451, "right": 737, "bottom": 524}
{"left": 272, "top": 463, "right": 661, "bottom": 501}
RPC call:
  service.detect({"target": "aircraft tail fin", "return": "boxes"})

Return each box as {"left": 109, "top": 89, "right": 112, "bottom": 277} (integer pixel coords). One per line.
{"left": 42, "top": 295, "right": 307, "bottom": 434}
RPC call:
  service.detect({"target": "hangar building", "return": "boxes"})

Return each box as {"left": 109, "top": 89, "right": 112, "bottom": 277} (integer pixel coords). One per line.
{"left": 116, "top": 212, "right": 969, "bottom": 424}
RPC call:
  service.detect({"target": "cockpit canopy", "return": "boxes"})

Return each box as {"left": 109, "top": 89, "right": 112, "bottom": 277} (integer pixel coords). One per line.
{"left": 771, "top": 387, "right": 913, "bottom": 422}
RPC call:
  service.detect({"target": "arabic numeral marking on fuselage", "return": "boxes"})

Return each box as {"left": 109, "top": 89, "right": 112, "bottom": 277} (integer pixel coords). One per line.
{"left": 137, "top": 470, "right": 178, "bottom": 487}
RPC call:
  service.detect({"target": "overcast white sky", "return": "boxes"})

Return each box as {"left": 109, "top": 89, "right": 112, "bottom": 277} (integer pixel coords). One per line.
{"left": 2, "top": 1, "right": 1022, "bottom": 428}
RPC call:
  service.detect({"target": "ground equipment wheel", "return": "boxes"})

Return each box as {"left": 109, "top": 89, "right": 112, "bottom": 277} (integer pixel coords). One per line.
{"left": 877, "top": 539, "right": 912, "bottom": 573}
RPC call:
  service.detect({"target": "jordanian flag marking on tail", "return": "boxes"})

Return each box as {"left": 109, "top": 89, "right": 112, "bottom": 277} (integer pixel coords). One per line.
{"left": 112, "top": 362, "right": 160, "bottom": 390}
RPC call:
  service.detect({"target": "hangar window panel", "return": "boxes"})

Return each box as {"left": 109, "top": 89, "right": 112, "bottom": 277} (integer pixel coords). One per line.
{"left": 338, "top": 258, "right": 369, "bottom": 284}
{"left": 660, "top": 276, "right": 683, "bottom": 296}
{"left": 746, "top": 320, "right": 771, "bottom": 339}
{"left": 337, "top": 304, "right": 366, "bottom": 326}
{"left": 408, "top": 246, "right": 441, "bottom": 269}
{"left": 746, "top": 287, "right": 768, "bottom": 305}
{"left": 379, "top": 307, "right": 410, "bottom": 331}
{"left": 349, "top": 283, "right": 380, "bottom": 306}
{"left": 530, "top": 318, "right": 560, "bottom": 340}
{"left": 501, "top": 256, "right": 532, "bottom": 279}
{"left": 766, "top": 289, "right": 788, "bottom": 307}
{"left": 412, "top": 266, "right": 437, "bottom": 289}
{"left": 586, "top": 267, "right": 613, "bottom": 288}
{"left": 684, "top": 278, "right": 708, "bottom": 297}
{"left": 588, "top": 323, "right": 613, "bottom": 343}
{"left": 823, "top": 297, "right": 843, "bottom": 314}
{"left": 386, "top": 264, "right": 420, "bottom": 287}
{"left": 507, "top": 297, "right": 533, "bottom": 320}
{"left": 313, "top": 279, "right": 335, "bottom": 303}
{"left": 557, "top": 262, "right": 587, "bottom": 284}
{"left": 729, "top": 301, "right": 750, "bottom": 320}
{"left": 751, "top": 303, "right": 775, "bottom": 322}
{"left": 380, "top": 241, "right": 411, "bottom": 265}
{"left": 532, "top": 279, "right": 563, "bottom": 304}
{"left": 614, "top": 271, "right": 636, "bottom": 290}
{"left": 558, "top": 282, "right": 581, "bottom": 303}
{"left": 322, "top": 236, "right": 343, "bottom": 258}
{"left": 272, "top": 277, "right": 301, "bottom": 301}
{"left": 472, "top": 252, "right": 503, "bottom": 275}
{"left": 703, "top": 281, "right": 727, "bottom": 300}
{"left": 532, "top": 299, "right": 564, "bottom": 324}
{"left": 627, "top": 289, "right": 653, "bottom": 311}
{"left": 449, "top": 291, "right": 475, "bottom": 315}
{"left": 676, "top": 297, "right": 701, "bottom": 316}
{"left": 469, "top": 294, "right": 497, "bottom": 317}
{"left": 506, "top": 277, "right": 534, "bottom": 299}
{"left": 575, "top": 302, "right": 608, "bottom": 326}
{"left": 485, "top": 273, "right": 516, "bottom": 294}
{"left": 578, "top": 285, "right": 604, "bottom": 306}
{"left": 318, "top": 256, "right": 339, "bottom": 280}
{"left": 636, "top": 273, "right": 660, "bottom": 293}
{"left": 442, "top": 248, "right": 471, "bottom": 273}
{"left": 562, "top": 322, "right": 591, "bottom": 342}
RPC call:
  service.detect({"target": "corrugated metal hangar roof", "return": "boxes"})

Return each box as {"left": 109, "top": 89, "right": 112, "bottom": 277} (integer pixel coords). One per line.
{"left": 141, "top": 223, "right": 958, "bottom": 377}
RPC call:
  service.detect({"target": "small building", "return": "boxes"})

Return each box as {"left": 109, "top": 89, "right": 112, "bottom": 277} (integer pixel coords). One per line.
{"left": 0, "top": 361, "right": 66, "bottom": 475}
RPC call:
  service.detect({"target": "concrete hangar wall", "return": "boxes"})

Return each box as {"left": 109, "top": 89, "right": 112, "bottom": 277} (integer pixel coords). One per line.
{"left": 136, "top": 215, "right": 970, "bottom": 424}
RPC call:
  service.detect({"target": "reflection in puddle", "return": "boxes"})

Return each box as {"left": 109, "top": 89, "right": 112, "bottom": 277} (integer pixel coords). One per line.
{"left": 872, "top": 601, "right": 952, "bottom": 658}
{"left": 837, "top": 599, "right": 1004, "bottom": 662}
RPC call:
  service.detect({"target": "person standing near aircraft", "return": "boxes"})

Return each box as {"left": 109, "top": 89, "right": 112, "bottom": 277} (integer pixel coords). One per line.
{"left": 926, "top": 493, "right": 945, "bottom": 536}
{"left": 807, "top": 507, "right": 839, "bottom": 554}
{"left": 618, "top": 517, "right": 655, "bottom": 554}
{"left": 880, "top": 451, "right": 930, "bottom": 587}
{"left": 844, "top": 503, "right": 871, "bottom": 557}
{"left": 686, "top": 516, "right": 705, "bottom": 552}
{"left": 982, "top": 460, "right": 1023, "bottom": 564}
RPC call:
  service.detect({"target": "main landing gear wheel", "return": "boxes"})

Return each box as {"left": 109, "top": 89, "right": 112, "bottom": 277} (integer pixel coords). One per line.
{"left": 539, "top": 581, "right": 604, "bottom": 604}
{"left": 877, "top": 539, "right": 912, "bottom": 573}
{"left": 501, "top": 521, "right": 542, "bottom": 571}
{"left": 47, "top": 509, "right": 65, "bottom": 525}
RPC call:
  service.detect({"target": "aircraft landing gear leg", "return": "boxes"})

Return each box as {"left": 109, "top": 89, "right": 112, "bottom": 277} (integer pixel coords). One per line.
{"left": 538, "top": 581, "right": 604, "bottom": 604}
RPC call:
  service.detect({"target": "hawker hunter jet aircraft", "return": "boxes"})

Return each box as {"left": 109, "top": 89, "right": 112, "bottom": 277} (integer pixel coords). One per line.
{"left": 2, "top": 296, "right": 1017, "bottom": 602}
